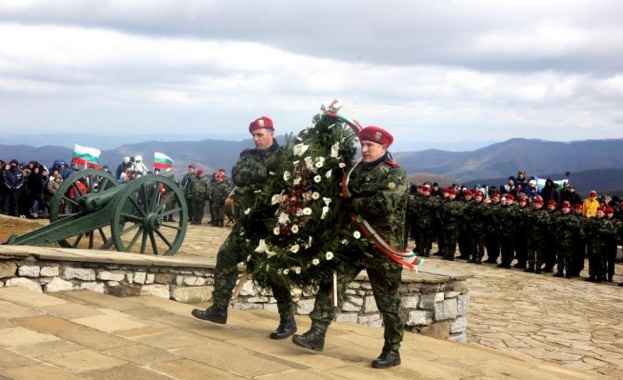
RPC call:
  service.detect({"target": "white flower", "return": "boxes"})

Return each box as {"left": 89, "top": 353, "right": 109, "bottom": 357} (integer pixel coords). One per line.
{"left": 291, "top": 224, "right": 299, "bottom": 233}
{"left": 244, "top": 208, "right": 251, "bottom": 215}
{"left": 312, "top": 258, "right": 320, "bottom": 266}
{"left": 314, "top": 161, "right": 324, "bottom": 168}
{"left": 278, "top": 212, "right": 290, "bottom": 225}
{"left": 304, "top": 156, "right": 314, "bottom": 170}
{"left": 331, "top": 143, "right": 340, "bottom": 158}
{"left": 307, "top": 122, "right": 316, "bottom": 129}
{"left": 339, "top": 163, "right": 346, "bottom": 168}
{"left": 273, "top": 226, "right": 281, "bottom": 235}
{"left": 271, "top": 194, "right": 282, "bottom": 205}
{"left": 254, "top": 239, "right": 267, "bottom": 252}
{"left": 295, "top": 267, "right": 302, "bottom": 274}
{"left": 308, "top": 236, "right": 313, "bottom": 246}
{"left": 353, "top": 231, "right": 361, "bottom": 239}
{"left": 293, "top": 177, "right": 302, "bottom": 186}
{"left": 321, "top": 206, "right": 329, "bottom": 220}
{"left": 314, "top": 175, "right": 322, "bottom": 183}
{"left": 293, "top": 144, "right": 309, "bottom": 156}
{"left": 312, "top": 192, "right": 320, "bottom": 200}
{"left": 277, "top": 269, "right": 282, "bottom": 275}
{"left": 292, "top": 160, "right": 300, "bottom": 166}
{"left": 283, "top": 171, "right": 291, "bottom": 181}
{"left": 283, "top": 268, "right": 290, "bottom": 275}
{"left": 326, "top": 251, "right": 334, "bottom": 260}
{"left": 247, "top": 255, "right": 252, "bottom": 261}
{"left": 325, "top": 169, "right": 332, "bottom": 178}
{"left": 290, "top": 244, "right": 300, "bottom": 253}
{"left": 341, "top": 239, "right": 348, "bottom": 244}
{"left": 303, "top": 207, "right": 312, "bottom": 215}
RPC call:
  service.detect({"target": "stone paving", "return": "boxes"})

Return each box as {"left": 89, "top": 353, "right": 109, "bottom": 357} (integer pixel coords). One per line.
{"left": 175, "top": 222, "right": 623, "bottom": 379}
{"left": 1, "top": 217, "right": 622, "bottom": 378}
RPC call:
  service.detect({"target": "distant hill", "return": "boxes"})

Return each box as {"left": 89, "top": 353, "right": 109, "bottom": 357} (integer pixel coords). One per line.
{"left": 2, "top": 137, "right": 623, "bottom": 194}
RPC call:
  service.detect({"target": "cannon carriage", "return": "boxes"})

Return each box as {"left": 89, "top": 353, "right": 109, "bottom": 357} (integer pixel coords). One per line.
{"left": 3, "top": 169, "right": 188, "bottom": 256}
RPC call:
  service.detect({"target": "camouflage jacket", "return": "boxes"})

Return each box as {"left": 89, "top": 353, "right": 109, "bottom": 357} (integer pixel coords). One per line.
{"left": 349, "top": 154, "right": 409, "bottom": 249}
{"left": 499, "top": 204, "right": 523, "bottom": 236}
{"left": 465, "top": 200, "right": 487, "bottom": 234}
{"left": 440, "top": 198, "right": 463, "bottom": 227}
{"left": 211, "top": 180, "right": 232, "bottom": 206}
{"left": 527, "top": 207, "right": 551, "bottom": 238}
{"left": 414, "top": 195, "right": 436, "bottom": 228}
{"left": 553, "top": 212, "right": 582, "bottom": 245}
{"left": 180, "top": 172, "right": 197, "bottom": 197}
{"left": 190, "top": 177, "right": 211, "bottom": 201}
{"left": 231, "top": 141, "right": 284, "bottom": 210}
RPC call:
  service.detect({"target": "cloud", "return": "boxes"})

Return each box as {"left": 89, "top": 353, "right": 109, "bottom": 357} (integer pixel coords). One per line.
{"left": 1, "top": 0, "right": 623, "bottom": 146}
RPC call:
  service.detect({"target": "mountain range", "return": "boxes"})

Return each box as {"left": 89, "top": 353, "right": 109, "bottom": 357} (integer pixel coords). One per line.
{"left": 2, "top": 137, "right": 623, "bottom": 197}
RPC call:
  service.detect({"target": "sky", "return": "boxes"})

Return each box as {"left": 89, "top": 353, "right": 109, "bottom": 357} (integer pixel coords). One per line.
{"left": 1, "top": 0, "right": 623, "bottom": 151}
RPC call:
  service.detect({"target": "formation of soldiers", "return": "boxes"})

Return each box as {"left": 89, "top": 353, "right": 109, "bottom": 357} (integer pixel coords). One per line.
{"left": 180, "top": 165, "right": 232, "bottom": 226}
{"left": 408, "top": 184, "right": 623, "bottom": 286}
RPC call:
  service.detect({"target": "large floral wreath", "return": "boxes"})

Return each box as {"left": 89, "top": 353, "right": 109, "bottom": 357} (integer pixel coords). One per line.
{"left": 237, "top": 101, "right": 423, "bottom": 292}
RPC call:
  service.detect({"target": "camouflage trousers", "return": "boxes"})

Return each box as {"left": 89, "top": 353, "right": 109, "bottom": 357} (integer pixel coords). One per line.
{"left": 526, "top": 239, "right": 546, "bottom": 271}
{"left": 189, "top": 199, "right": 206, "bottom": 223}
{"left": 212, "top": 228, "right": 295, "bottom": 319}
{"left": 556, "top": 244, "right": 574, "bottom": 275}
{"left": 442, "top": 225, "right": 459, "bottom": 259}
{"left": 212, "top": 204, "right": 225, "bottom": 224}
{"left": 308, "top": 253, "right": 404, "bottom": 351}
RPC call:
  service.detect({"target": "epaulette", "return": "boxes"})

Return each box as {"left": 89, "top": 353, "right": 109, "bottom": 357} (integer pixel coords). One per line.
{"left": 385, "top": 158, "right": 400, "bottom": 168}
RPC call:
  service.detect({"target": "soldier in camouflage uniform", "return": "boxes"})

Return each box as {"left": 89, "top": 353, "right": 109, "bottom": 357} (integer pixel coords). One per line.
{"left": 210, "top": 171, "right": 232, "bottom": 227}
{"left": 553, "top": 201, "right": 583, "bottom": 278}
{"left": 543, "top": 199, "right": 560, "bottom": 272}
{"left": 413, "top": 184, "right": 435, "bottom": 256}
{"left": 513, "top": 195, "right": 530, "bottom": 269}
{"left": 498, "top": 194, "right": 520, "bottom": 268}
{"left": 180, "top": 164, "right": 197, "bottom": 222}
{"left": 584, "top": 206, "right": 611, "bottom": 282}
{"left": 192, "top": 116, "right": 296, "bottom": 340}
{"left": 457, "top": 190, "right": 474, "bottom": 260}
{"left": 571, "top": 203, "right": 587, "bottom": 276}
{"left": 189, "top": 169, "right": 211, "bottom": 224}
{"left": 484, "top": 192, "right": 502, "bottom": 263}
{"left": 525, "top": 197, "right": 551, "bottom": 273}
{"left": 293, "top": 126, "right": 408, "bottom": 369}
{"left": 466, "top": 190, "right": 487, "bottom": 264}
{"left": 441, "top": 188, "right": 463, "bottom": 261}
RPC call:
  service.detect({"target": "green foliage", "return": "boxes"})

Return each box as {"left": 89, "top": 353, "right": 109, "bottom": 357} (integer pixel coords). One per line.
{"left": 237, "top": 111, "right": 370, "bottom": 291}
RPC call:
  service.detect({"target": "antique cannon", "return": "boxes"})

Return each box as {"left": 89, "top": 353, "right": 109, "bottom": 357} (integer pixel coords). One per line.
{"left": 3, "top": 169, "right": 188, "bottom": 256}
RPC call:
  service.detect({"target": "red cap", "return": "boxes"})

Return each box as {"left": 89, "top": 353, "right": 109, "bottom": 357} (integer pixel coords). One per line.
{"left": 197, "top": 169, "right": 204, "bottom": 176}
{"left": 505, "top": 194, "right": 514, "bottom": 200}
{"left": 606, "top": 207, "right": 614, "bottom": 213}
{"left": 463, "top": 189, "right": 472, "bottom": 196}
{"left": 492, "top": 192, "right": 501, "bottom": 199}
{"left": 249, "top": 116, "right": 274, "bottom": 133}
{"left": 358, "top": 126, "right": 394, "bottom": 147}
{"left": 518, "top": 195, "right": 527, "bottom": 202}
{"left": 188, "top": 164, "right": 195, "bottom": 169}
{"left": 547, "top": 199, "right": 557, "bottom": 206}
{"left": 446, "top": 188, "right": 457, "bottom": 195}
{"left": 597, "top": 206, "right": 605, "bottom": 212}
{"left": 475, "top": 190, "right": 484, "bottom": 197}
{"left": 561, "top": 201, "right": 571, "bottom": 208}
{"left": 219, "top": 168, "right": 226, "bottom": 172}
{"left": 574, "top": 203, "right": 582, "bottom": 209}
{"left": 534, "top": 197, "right": 543, "bottom": 205}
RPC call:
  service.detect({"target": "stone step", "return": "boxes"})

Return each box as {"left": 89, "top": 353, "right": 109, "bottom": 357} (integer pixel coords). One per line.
{"left": 0, "top": 286, "right": 599, "bottom": 379}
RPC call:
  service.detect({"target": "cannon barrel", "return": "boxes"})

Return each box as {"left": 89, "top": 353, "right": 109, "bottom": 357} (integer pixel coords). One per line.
{"left": 3, "top": 169, "right": 188, "bottom": 256}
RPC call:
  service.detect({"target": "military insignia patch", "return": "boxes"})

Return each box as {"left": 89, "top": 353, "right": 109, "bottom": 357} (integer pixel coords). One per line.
{"left": 375, "top": 131, "right": 382, "bottom": 141}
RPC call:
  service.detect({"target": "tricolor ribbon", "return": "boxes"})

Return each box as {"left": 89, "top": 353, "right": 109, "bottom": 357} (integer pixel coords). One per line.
{"left": 352, "top": 213, "right": 424, "bottom": 272}
{"left": 323, "top": 110, "right": 364, "bottom": 136}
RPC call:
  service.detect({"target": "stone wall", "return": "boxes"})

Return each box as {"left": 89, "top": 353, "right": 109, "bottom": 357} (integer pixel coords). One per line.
{"left": 0, "top": 247, "right": 470, "bottom": 342}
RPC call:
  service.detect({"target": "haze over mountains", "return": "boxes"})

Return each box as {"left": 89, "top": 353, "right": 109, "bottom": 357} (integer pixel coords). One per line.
{"left": 2, "top": 137, "right": 623, "bottom": 196}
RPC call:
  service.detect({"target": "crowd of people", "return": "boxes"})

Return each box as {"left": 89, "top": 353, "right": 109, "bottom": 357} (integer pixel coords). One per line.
{"left": 0, "top": 156, "right": 231, "bottom": 226}
{"left": 408, "top": 169, "right": 623, "bottom": 287}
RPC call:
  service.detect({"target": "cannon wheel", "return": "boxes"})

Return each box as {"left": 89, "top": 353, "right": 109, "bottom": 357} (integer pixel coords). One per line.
{"left": 110, "top": 174, "right": 188, "bottom": 255}
{"left": 50, "top": 168, "right": 119, "bottom": 248}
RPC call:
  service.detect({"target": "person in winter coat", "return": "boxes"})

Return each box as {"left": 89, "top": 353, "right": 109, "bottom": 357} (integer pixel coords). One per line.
{"left": 2, "top": 159, "right": 24, "bottom": 216}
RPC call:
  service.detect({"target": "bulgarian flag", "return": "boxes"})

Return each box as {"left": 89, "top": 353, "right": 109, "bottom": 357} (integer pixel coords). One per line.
{"left": 71, "top": 144, "right": 101, "bottom": 168}
{"left": 153, "top": 152, "right": 174, "bottom": 171}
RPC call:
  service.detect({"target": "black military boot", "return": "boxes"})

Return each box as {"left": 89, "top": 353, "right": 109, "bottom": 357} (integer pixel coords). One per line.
{"left": 191, "top": 305, "right": 227, "bottom": 324}
{"left": 371, "top": 347, "right": 401, "bottom": 369}
{"left": 269, "top": 317, "right": 297, "bottom": 339}
{"left": 292, "top": 326, "right": 325, "bottom": 352}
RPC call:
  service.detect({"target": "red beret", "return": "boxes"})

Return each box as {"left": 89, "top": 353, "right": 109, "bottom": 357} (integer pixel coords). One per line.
{"left": 188, "top": 164, "right": 195, "bottom": 169}
{"left": 561, "top": 201, "right": 571, "bottom": 208}
{"left": 534, "top": 197, "right": 544, "bottom": 205}
{"left": 597, "top": 206, "right": 605, "bottom": 212}
{"left": 492, "top": 192, "right": 501, "bottom": 199}
{"left": 219, "top": 168, "right": 226, "bottom": 172}
{"left": 358, "top": 126, "right": 394, "bottom": 147}
{"left": 606, "top": 207, "right": 614, "bottom": 213}
{"left": 505, "top": 194, "right": 514, "bottom": 200}
{"left": 463, "top": 189, "right": 472, "bottom": 196}
{"left": 574, "top": 203, "right": 582, "bottom": 209}
{"left": 197, "top": 169, "right": 204, "bottom": 176}
{"left": 518, "top": 195, "right": 527, "bottom": 202}
{"left": 446, "top": 188, "right": 457, "bottom": 195}
{"left": 249, "top": 116, "right": 274, "bottom": 133}
{"left": 475, "top": 190, "right": 484, "bottom": 197}
{"left": 547, "top": 199, "right": 557, "bottom": 206}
